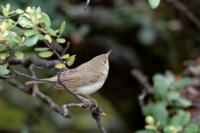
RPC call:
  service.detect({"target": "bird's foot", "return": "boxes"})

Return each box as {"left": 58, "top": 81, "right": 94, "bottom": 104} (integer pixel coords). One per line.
{"left": 90, "top": 106, "right": 107, "bottom": 119}
{"left": 77, "top": 94, "right": 98, "bottom": 109}
{"left": 62, "top": 102, "right": 87, "bottom": 116}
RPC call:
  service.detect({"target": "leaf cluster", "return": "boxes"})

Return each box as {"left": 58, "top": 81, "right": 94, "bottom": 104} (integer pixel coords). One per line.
{"left": 136, "top": 73, "right": 200, "bottom": 133}
{"left": 0, "top": 4, "right": 75, "bottom": 76}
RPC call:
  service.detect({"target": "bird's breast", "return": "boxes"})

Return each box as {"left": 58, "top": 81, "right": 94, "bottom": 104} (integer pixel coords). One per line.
{"left": 75, "top": 79, "right": 106, "bottom": 95}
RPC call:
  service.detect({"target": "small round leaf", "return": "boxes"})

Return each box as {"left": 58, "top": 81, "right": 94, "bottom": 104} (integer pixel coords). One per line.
{"left": 38, "top": 51, "right": 53, "bottom": 58}
{"left": 148, "top": 0, "right": 160, "bottom": 9}
{"left": 55, "top": 63, "right": 66, "bottom": 69}
{"left": 67, "top": 55, "right": 76, "bottom": 66}
{"left": 15, "top": 51, "right": 24, "bottom": 60}
{"left": 34, "top": 47, "right": 49, "bottom": 52}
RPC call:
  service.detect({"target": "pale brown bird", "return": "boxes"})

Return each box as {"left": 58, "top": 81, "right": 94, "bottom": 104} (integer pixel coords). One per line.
{"left": 26, "top": 51, "right": 111, "bottom": 97}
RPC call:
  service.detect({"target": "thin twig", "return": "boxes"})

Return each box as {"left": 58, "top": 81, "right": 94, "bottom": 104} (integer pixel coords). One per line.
{"left": 0, "top": 12, "right": 23, "bottom": 19}
{"left": 131, "top": 69, "right": 153, "bottom": 93}
{"left": 84, "top": 0, "right": 91, "bottom": 10}
{"left": 5, "top": 77, "right": 70, "bottom": 118}
{"left": 90, "top": 107, "right": 107, "bottom": 133}
{"left": 61, "top": 42, "right": 70, "bottom": 56}
{"left": 165, "top": 0, "right": 200, "bottom": 30}
{"left": 6, "top": 55, "right": 61, "bottom": 67}
{"left": 57, "top": 69, "right": 82, "bottom": 102}
{"left": 44, "top": 41, "right": 61, "bottom": 58}
{"left": 29, "top": 64, "right": 70, "bottom": 118}
{"left": 131, "top": 69, "right": 153, "bottom": 114}
{"left": 10, "top": 66, "right": 55, "bottom": 84}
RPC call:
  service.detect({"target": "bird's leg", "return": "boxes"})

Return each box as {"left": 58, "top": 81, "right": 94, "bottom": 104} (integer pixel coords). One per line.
{"left": 78, "top": 94, "right": 98, "bottom": 109}
{"left": 62, "top": 95, "right": 95, "bottom": 112}
{"left": 78, "top": 95, "right": 107, "bottom": 117}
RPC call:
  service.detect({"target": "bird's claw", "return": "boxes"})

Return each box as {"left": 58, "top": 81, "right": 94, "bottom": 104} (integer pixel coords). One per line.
{"left": 100, "top": 112, "right": 107, "bottom": 117}
{"left": 62, "top": 104, "right": 70, "bottom": 118}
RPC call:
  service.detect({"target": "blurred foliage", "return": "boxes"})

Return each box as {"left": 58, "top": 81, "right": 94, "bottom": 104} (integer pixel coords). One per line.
{"left": 136, "top": 73, "right": 199, "bottom": 133}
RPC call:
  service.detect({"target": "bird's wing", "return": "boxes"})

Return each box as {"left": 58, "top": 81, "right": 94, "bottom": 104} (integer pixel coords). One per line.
{"left": 51, "top": 69, "right": 101, "bottom": 91}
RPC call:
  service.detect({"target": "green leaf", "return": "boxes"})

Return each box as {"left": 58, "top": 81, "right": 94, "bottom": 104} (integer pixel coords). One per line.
{"left": 167, "top": 91, "right": 180, "bottom": 101}
{"left": 183, "top": 124, "right": 200, "bottom": 133}
{"left": 6, "top": 31, "right": 19, "bottom": 47}
{"left": 40, "top": 12, "right": 51, "bottom": 28}
{"left": 12, "top": 27, "right": 24, "bottom": 36}
{"left": 34, "top": 47, "right": 49, "bottom": 52}
{"left": 60, "top": 54, "right": 70, "bottom": 60}
{"left": 18, "top": 16, "right": 33, "bottom": 28}
{"left": 15, "top": 9, "right": 24, "bottom": 14}
{"left": 0, "top": 53, "right": 8, "bottom": 60}
{"left": 171, "top": 77, "right": 191, "bottom": 90}
{"left": 148, "top": 0, "right": 160, "bottom": 9}
{"left": 23, "top": 30, "right": 38, "bottom": 37}
{"left": 56, "top": 38, "right": 66, "bottom": 44}
{"left": 2, "top": 4, "right": 10, "bottom": 17}
{"left": 67, "top": 55, "right": 76, "bottom": 66}
{"left": 173, "top": 98, "right": 192, "bottom": 108}
{"left": 47, "top": 28, "right": 59, "bottom": 36}
{"left": 153, "top": 74, "right": 170, "bottom": 100}
{"left": 0, "top": 43, "right": 6, "bottom": 52}
{"left": 55, "top": 63, "right": 66, "bottom": 69}
{"left": 163, "top": 125, "right": 182, "bottom": 133}
{"left": 23, "top": 35, "right": 39, "bottom": 47}
{"left": 38, "top": 51, "right": 53, "bottom": 58}
{"left": 170, "top": 110, "right": 190, "bottom": 127}
{"left": 59, "top": 21, "right": 66, "bottom": 36}
{"left": 144, "top": 102, "right": 168, "bottom": 127}
{"left": 14, "top": 51, "right": 24, "bottom": 60}
{"left": 44, "top": 34, "right": 52, "bottom": 43}
{"left": 0, "top": 64, "right": 10, "bottom": 76}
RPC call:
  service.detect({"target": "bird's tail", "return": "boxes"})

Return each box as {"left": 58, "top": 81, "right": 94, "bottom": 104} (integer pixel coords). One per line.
{"left": 25, "top": 76, "right": 58, "bottom": 85}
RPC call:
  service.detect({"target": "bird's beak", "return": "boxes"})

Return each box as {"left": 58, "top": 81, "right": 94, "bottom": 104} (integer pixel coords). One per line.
{"left": 106, "top": 50, "right": 112, "bottom": 57}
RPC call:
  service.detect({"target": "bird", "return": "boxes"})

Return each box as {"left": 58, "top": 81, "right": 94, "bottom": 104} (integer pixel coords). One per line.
{"left": 26, "top": 51, "right": 111, "bottom": 105}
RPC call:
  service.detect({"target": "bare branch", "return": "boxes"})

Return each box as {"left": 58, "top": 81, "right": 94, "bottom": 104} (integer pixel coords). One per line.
{"left": 44, "top": 40, "right": 61, "bottom": 58}
{"left": 6, "top": 55, "right": 61, "bottom": 67}
{"left": 61, "top": 42, "right": 71, "bottom": 56}
{"left": 90, "top": 107, "right": 107, "bottom": 133}
{"left": 57, "top": 69, "right": 83, "bottom": 102}
{"left": 5, "top": 77, "right": 70, "bottom": 118}
{"left": 84, "top": 0, "right": 91, "bottom": 9}
{"left": 131, "top": 69, "right": 153, "bottom": 114}
{"left": 57, "top": 69, "right": 107, "bottom": 133}
{"left": 29, "top": 65, "right": 70, "bottom": 118}
{"left": 166, "top": 0, "right": 200, "bottom": 30}
{"left": 131, "top": 69, "right": 153, "bottom": 93}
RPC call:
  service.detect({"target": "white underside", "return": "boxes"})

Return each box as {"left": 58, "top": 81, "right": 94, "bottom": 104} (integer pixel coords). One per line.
{"left": 76, "top": 59, "right": 109, "bottom": 95}
{"left": 76, "top": 79, "right": 106, "bottom": 95}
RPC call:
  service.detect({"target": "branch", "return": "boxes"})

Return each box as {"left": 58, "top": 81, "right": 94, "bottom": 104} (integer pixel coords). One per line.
{"left": 131, "top": 69, "right": 153, "bottom": 114}
{"left": 29, "top": 64, "right": 70, "bottom": 118}
{"left": 166, "top": 0, "right": 200, "bottom": 30}
{"left": 57, "top": 69, "right": 83, "bottom": 102}
{"left": 44, "top": 40, "right": 61, "bottom": 58}
{"left": 6, "top": 55, "right": 61, "bottom": 67}
{"left": 57, "top": 69, "right": 107, "bottom": 133}
{"left": 8, "top": 63, "right": 107, "bottom": 132}
{"left": 131, "top": 69, "right": 153, "bottom": 93}
{"left": 84, "top": 0, "right": 91, "bottom": 9}
{"left": 0, "top": 12, "right": 23, "bottom": 19}
{"left": 5, "top": 77, "right": 70, "bottom": 118}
